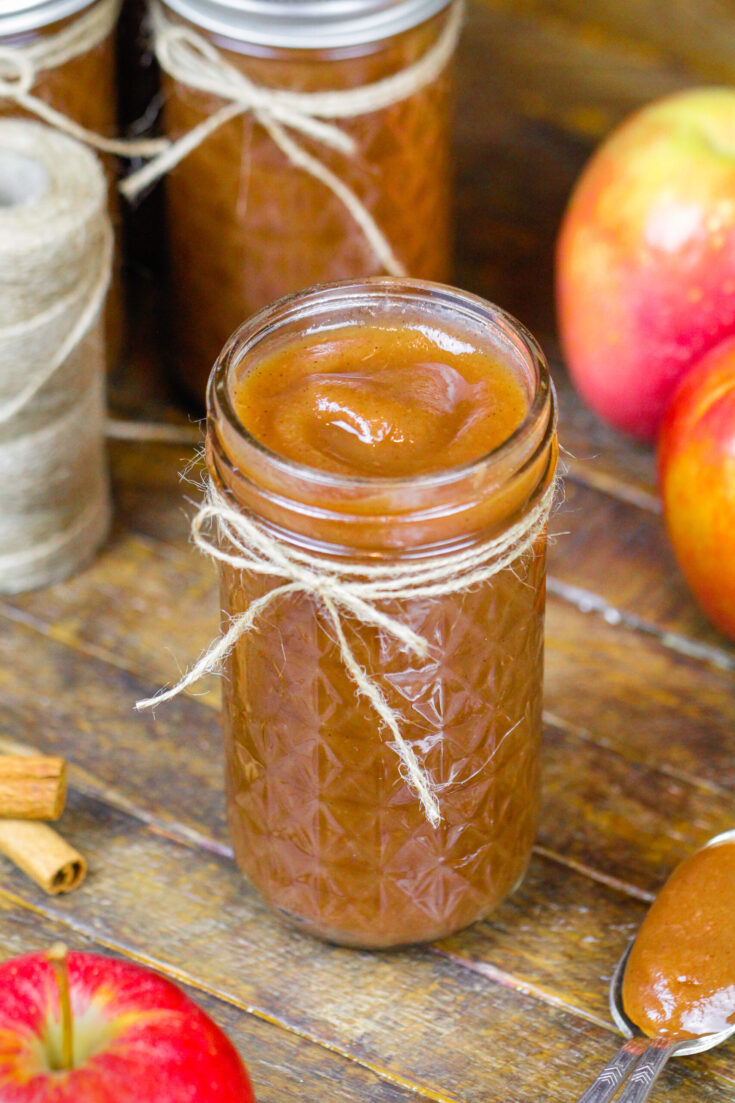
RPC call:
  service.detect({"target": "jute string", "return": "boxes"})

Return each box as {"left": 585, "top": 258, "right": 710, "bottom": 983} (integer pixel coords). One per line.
{"left": 137, "top": 478, "right": 556, "bottom": 826}
{"left": 121, "top": 0, "right": 464, "bottom": 274}
{"left": 0, "top": 119, "right": 112, "bottom": 592}
{"left": 0, "top": 0, "right": 167, "bottom": 157}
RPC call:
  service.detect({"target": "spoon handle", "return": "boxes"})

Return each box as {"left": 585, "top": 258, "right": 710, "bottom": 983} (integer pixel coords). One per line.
{"left": 615, "top": 1041, "right": 676, "bottom": 1103}
{"left": 575, "top": 1037, "right": 648, "bottom": 1103}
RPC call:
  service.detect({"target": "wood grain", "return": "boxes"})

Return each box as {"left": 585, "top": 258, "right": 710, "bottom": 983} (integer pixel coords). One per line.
{"left": 545, "top": 596, "right": 735, "bottom": 792}
{"left": 2, "top": 603, "right": 735, "bottom": 1070}
{"left": 0, "top": 524, "right": 220, "bottom": 704}
{"left": 3, "top": 561, "right": 735, "bottom": 852}
{"left": 550, "top": 479, "right": 735, "bottom": 668}
{"left": 1, "top": 788, "right": 734, "bottom": 1102}
{"left": 7, "top": 4, "right": 731, "bottom": 1098}
{"left": 0, "top": 898, "right": 435, "bottom": 1103}
{"left": 475, "top": 0, "right": 735, "bottom": 88}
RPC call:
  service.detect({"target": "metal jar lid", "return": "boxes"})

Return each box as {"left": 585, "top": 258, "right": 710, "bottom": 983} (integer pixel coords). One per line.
{"left": 0, "top": 0, "right": 97, "bottom": 36}
{"left": 160, "top": 0, "right": 455, "bottom": 49}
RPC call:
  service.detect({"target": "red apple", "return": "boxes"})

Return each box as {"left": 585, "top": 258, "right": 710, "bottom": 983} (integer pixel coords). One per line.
{"left": 658, "top": 337, "right": 735, "bottom": 639}
{"left": 557, "top": 87, "right": 735, "bottom": 440}
{"left": 0, "top": 946, "right": 255, "bottom": 1102}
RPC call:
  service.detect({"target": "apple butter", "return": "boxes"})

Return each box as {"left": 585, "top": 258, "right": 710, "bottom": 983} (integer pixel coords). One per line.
{"left": 623, "top": 837, "right": 735, "bottom": 1040}
{"left": 207, "top": 279, "right": 558, "bottom": 948}
{"left": 155, "top": 0, "right": 457, "bottom": 402}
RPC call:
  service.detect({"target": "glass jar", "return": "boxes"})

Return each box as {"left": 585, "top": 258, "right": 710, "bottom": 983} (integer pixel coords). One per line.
{"left": 0, "top": 0, "right": 122, "bottom": 361}
{"left": 156, "top": 0, "right": 457, "bottom": 402}
{"left": 0, "top": 0, "right": 118, "bottom": 136}
{"left": 206, "top": 279, "right": 558, "bottom": 949}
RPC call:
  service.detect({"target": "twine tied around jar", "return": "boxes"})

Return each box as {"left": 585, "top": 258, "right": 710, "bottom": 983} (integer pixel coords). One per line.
{"left": 120, "top": 0, "right": 464, "bottom": 276}
{"left": 0, "top": 119, "right": 112, "bottom": 592}
{"left": 136, "top": 477, "right": 556, "bottom": 826}
{"left": 0, "top": 0, "right": 167, "bottom": 158}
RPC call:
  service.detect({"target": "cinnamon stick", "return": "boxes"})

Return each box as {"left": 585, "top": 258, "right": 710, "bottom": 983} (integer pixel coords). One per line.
{"left": 0, "top": 821, "right": 86, "bottom": 894}
{"left": 0, "top": 756, "right": 67, "bottom": 820}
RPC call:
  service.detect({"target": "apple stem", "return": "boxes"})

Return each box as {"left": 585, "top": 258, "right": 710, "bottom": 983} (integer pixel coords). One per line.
{"left": 48, "top": 943, "right": 74, "bottom": 1071}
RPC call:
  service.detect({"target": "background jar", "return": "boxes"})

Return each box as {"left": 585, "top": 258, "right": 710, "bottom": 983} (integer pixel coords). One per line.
{"left": 207, "top": 279, "right": 558, "bottom": 949}
{"left": 154, "top": 0, "right": 457, "bottom": 403}
{"left": 0, "top": 0, "right": 122, "bottom": 361}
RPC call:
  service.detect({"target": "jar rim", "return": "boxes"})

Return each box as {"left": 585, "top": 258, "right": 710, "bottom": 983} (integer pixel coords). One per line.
{"left": 208, "top": 277, "right": 557, "bottom": 496}
{"left": 0, "top": 0, "right": 96, "bottom": 36}
{"left": 160, "top": 0, "right": 453, "bottom": 49}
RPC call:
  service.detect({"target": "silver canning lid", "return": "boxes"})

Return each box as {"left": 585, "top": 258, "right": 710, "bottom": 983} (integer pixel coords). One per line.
{"left": 160, "top": 0, "right": 454, "bottom": 49}
{"left": 0, "top": 0, "right": 96, "bottom": 36}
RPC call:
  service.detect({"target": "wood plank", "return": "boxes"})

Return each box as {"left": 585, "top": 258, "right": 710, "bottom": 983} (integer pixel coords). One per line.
{"left": 107, "top": 436, "right": 711, "bottom": 669}
{"left": 27, "top": 436, "right": 735, "bottom": 724}
{"left": 1, "top": 600, "right": 734, "bottom": 955}
{"left": 4, "top": 605, "right": 735, "bottom": 1083}
{"left": 461, "top": 1, "right": 702, "bottom": 146}
{"left": 2, "top": 601, "right": 733, "bottom": 893}
{"left": 2, "top": 523, "right": 220, "bottom": 705}
{"left": 476, "top": 0, "right": 735, "bottom": 87}
{"left": 2, "top": 788, "right": 733, "bottom": 1102}
{"left": 0, "top": 897, "right": 432, "bottom": 1103}
{"left": 545, "top": 596, "right": 735, "bottom": 792}
{"left": 109, "top": 438, "right": 203, "bottom": 546}
{"left": 3, "top": 545, "right": 735, "bottom": 859}
{"left": 553, "top": 369, "right": 659, "bottom": 505}
{"left": 0, "top": 613, "right": 228, "bottom": 850}
{"left": 540, "top": 724, "right": 735, "bottom": 897}
{"left": 550, "top": 479, "right": 735, "bottom": 669}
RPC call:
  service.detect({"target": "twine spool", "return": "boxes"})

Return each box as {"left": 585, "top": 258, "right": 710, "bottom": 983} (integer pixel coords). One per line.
{"left": 0, "top": 119, "right": 112, "bottom": 593}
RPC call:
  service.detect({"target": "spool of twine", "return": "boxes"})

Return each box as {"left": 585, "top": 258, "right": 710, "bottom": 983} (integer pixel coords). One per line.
{"left": 0, "top": 119, "right": 112, "bottom": 594}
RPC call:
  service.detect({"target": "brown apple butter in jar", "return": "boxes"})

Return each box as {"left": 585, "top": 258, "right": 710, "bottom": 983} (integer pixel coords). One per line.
{"left": 0, "top": 0, "right": 121, "bottom": 360}
{"left": 156, "top": 0, "right": 457, "bottom": 402}
{"left": 207, "top": 279, "right": 558, "bottom": 948}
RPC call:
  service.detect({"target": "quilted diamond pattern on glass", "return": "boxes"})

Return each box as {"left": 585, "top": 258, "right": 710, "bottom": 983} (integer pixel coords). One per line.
{"left": 222, "top": 537, "right": 546, "bottom": 948}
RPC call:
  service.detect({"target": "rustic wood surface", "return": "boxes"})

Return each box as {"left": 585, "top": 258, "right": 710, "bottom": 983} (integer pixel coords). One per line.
{"left": 4, "top": 1, "right": 735, "bottom": 1098}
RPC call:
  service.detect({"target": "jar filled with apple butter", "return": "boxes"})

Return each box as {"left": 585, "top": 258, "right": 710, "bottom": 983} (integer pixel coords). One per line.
{"left": 0, "top": 0, "right": 118, "bottom": 139}
{"left": 0, "top": 0, "right": 122, "bottom": 360}
{"left": 205, "top": 279, "right": 558, "bottom": 948}
{"left": 150, "top": 0, "right": 458, "bottom": 402}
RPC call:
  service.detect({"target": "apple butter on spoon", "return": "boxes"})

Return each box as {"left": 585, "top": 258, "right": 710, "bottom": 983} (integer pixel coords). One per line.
{"left": 576, "top": 829, "right": 735, "bottom": 1103}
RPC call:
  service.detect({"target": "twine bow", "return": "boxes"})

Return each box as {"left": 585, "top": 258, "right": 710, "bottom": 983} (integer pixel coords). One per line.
{"left": 120, "top": 0, "right": 464, "bottom": 274}
{"left": 0, "top": 0, "right": 167, "bottom": 157}
{"left": 137, "top": 478, "right": 556, "bottom": 826}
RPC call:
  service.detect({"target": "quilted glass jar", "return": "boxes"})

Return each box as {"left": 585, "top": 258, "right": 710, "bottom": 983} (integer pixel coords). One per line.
{"left": 155, "top": 0, "right": 458, "bottom": 401}
{"left": 206, "top": 279, "right": 558, "bottom": 948}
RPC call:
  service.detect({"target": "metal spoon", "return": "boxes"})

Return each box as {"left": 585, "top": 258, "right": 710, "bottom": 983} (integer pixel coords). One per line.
{"left": 576, "top": 828, "right": 735, "bottom": 1103}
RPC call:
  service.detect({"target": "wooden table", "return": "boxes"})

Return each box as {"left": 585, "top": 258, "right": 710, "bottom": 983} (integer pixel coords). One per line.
{"left": 3, "top": 3, "right": 735, "bottom": 1098}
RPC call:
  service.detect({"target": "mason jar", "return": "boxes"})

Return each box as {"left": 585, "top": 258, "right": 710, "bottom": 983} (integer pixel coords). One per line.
{"left": 153, "top": 0, "right": 459, "bottom": 401}
{"left": 204, "top": 278, "right": 558, "bottom": 948}
{"left": 0, "top": 0, "right": 118, "bottom": 136}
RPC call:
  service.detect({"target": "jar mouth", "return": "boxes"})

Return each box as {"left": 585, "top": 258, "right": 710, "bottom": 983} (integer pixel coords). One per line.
{"left": 160, "top": 0, "right": 453, "bottom": 49}
{"left": 209, "top": 277, "right": 556, "bottom": 496}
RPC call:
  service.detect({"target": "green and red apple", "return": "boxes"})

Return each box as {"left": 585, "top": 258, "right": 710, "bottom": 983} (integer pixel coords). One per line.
{"left": 0, "top": 947, "right": 255, "bottom": 1102}
{"left": 658, "top": 340, "right": 735, "bottom": 641}
{"left": 557, "top": 87, "right": 735, "bottom": 440}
